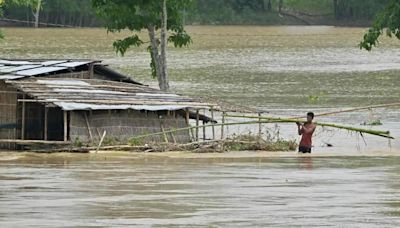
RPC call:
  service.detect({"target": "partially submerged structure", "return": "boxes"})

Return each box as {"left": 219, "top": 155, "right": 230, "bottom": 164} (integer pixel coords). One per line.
{"left": 0, "top": 59, "right": 216, "bottom": 149}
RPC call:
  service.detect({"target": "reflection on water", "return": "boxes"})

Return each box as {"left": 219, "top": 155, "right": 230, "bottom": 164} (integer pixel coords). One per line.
{"left": 0, "top": 153, "right": 400, "bottom": 227}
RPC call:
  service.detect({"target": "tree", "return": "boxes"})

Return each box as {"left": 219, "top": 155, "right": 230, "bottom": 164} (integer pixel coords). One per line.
{"left": 7, "top": 0, "right": 42, "bottom": 27}
{"left": 92, "top": 0, "right": 192, "bottom": 91}
{"left": 360, "top": 0, "right": 400, "bottom": 51}
{"left": 0, "top": 0, "right": 4, "bottom": 39}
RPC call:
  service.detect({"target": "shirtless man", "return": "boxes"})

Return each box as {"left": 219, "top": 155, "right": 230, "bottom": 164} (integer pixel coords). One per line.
{"left": 296, "top": 112, "right": 316, "bottom": 153}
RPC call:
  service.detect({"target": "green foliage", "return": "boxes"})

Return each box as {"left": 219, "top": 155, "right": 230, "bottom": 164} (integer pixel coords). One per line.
{"left": 0, "top": 0, "right": 3, "bottom": 40}
{"left": 113, "top": 35, "right": 144, "bottom": 56}
{"left": 225, "top": 132, "right": 298, "bottom": 151}
{"left": 360, "top": 0, "right": 400, "bottom": 51}
{"left": 92, "top": 0, "right": 192, "bottom": 79}
{"left": 129, "top": 138, "right": 142, "bottom": 146}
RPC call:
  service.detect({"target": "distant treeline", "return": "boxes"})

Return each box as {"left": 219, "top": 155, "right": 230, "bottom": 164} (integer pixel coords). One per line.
{"left": 0, "top": 0, "right": 391, "bottom": 27}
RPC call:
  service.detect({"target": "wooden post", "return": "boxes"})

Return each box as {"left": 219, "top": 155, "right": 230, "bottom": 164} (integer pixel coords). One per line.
{"left": 185, "top": 108, "right": 193, "bottom": 141}
{"left": 195, "top": 109, "right": 199, "bottom": 141}
{"left": 44, "top": 106, "right": 48, "bottom": 140}
{"left": 221, "top": 111, "right": 226, "bottom": 139}
{"left": 89, "top": 63, "right": 94, "bottom": 79}
{"left": 258, "top": 112, "right": 262, "bottom": 140}
{"left": 63, "top": 111, "right": 68, "bottom": 142}
{"left": 211, "top": 108, "right": 215, "bottom": 140}
{"left": 202, "top": 120, "right": 206, "bottom": 141}
{"left": 21, "top": 95, "right": 26, "bottom": 140}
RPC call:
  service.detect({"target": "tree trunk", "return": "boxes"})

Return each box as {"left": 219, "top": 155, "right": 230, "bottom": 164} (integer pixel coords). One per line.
{"left": 160, "top": 0, "right": 169, "bottom": 91}
{"left": 267, "top": 0, "right": 272, "bottom": 11}
{"left": 278, "top": 0, "right": 283, "bottom": 13}
{"left": 147, "top": 25, "right": 163, "bottom": 90}
{"left": 333, "top": 0, "right": 338, "bottom": 19}
{"left": 34, "top": 0, "right": 42, "bottom": 28}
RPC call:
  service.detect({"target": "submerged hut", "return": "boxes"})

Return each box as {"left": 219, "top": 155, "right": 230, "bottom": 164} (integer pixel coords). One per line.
{"left": 0, "top": 59, "right": 216, "bottom": 149}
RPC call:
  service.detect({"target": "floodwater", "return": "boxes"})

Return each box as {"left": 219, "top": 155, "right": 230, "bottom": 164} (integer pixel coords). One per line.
{"left": 1, "top": 26, "right": 400, "bottom": 226}
{"left": 1, "top": 152, "right": 400, "bottom": 227}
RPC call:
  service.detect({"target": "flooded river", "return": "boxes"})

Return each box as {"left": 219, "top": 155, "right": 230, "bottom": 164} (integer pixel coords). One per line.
{"left": 0, "top": 26, "right": 400, "bottom": 226}
{"left": 0, "top": 152, "right": 400, "bottom": 227}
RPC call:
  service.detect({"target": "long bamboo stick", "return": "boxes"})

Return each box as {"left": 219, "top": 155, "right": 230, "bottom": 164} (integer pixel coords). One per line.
{"left": 225, "top": 114, "right": 394, "bottom": 139}
{"left": 291, "top": 102, "right": 400, "bottom": 119}
{"left": 129, "top": 116, "right": 393, "bottom": 142}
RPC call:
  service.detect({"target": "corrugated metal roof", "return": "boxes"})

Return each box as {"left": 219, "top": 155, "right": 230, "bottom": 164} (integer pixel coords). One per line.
{"left": 15, "top": 66, "right": 67, "bottom": 76}
{"left": 36, "top": 79, "right": 90, "bottom": 86}
{"left": 41, "top": 60, "right": 68, "bottom": 66}
{"left": 54, "top": 102, "right": 190, "bottom": 111}
{"left": 6, "top": 78, "right": 216, "bottom": 111}
{"left": 0, "top": 65, "right": 40, "bottom": 73}
{"left": 0, "top": 75, "right": 26, "bottom": 80}
{"left": 0, "top": 59, "right": 142, "bottom": 85}
{"left": 55, "top": 61, "right": 92, "bottom": 68}
{"left": 0, "top": 60, "right": 34, "bottom": 65}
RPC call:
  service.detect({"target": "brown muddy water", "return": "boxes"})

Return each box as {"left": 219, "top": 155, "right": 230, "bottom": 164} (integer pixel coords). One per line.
{"left": 1, "top": 152, "right": 400, "bottom": 227}
{"left": 0, "top": 26, "right": 400, "bottom": 226}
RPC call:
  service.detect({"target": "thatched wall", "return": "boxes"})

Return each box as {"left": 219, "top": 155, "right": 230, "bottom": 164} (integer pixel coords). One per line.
{"left": 0, "top": 81, "right": 18, "bottom": 148}
{"left": 69, "top": 110, "right": 190, "bottom": 145}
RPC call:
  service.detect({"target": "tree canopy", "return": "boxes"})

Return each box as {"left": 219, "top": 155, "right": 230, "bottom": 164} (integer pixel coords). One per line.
{"left": 92, "top": 0, "right": 192, "bottom": 91}
{"left": 360, "top": 0, "right": 400, "bottom": 51}
{"left": 0, "top": 0, "right": 393, "bottom": 27}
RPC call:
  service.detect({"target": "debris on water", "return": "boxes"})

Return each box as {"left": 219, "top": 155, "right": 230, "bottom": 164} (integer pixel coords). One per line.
{"left": 361, "top": 119, "right": 383, "bottom": 126}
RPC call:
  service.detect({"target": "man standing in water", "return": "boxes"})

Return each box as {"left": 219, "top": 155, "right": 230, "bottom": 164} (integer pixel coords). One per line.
{"left": 296, "top": 112, "right": 316, "bottom": 153}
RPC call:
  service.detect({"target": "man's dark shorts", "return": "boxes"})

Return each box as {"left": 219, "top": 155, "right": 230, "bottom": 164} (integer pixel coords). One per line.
{"left": 298, "top": 146, "right": 311, "bottom": 153}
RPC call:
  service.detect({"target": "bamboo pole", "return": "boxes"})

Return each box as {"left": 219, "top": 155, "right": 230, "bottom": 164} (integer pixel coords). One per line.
{"left": 292, "top": 102, "right": 400, "bottom": 119}
{"left": 258, "top": 112, "right": 262, "bottom": 139}
{"left": 185, "top": 108, "right": 193, "bottom": 142}
{"left": 211, "top": 108, "right": 215, "bottom": 140}
{"left": 63, "top": 111, "right": 68, "bottom": 142}
{"left": 195, "top": 109, "right": 199, "bottom": 141}
{"left": 96, "top": 130, "right": 107, "bottom": 153}
{"left": 221, "top": 112, "right": 226, "bottom": 139}
{"left": 130, "top": 119, "right": 287, "bottom": 141}
{"left": 225, "top": 114, "right": 393, "bottom": 139}
{"left": 44, "top": 106, "right": 48, "bottom": 140}
{"left": 202, "top": 120, "right": 206, "bottom": 141}
{"left": 84, "top": 112, "right": 93, "bottom": 142}
{"left": 160, "top": 123, "right": 169, "bottom": 143}
{"left": 21, "top": 95, "right": 25, "bottom": 140}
